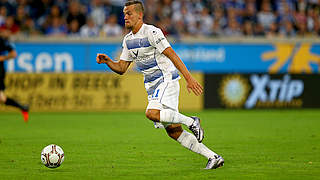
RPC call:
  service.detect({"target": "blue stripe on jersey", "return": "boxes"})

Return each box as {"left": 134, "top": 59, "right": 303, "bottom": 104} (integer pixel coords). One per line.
{"left": 147, "top": 78, "right": 164, "bottom": 95}
{"left": 172, "top": 70, "right": 180, "bottom": 80}
{"left": 144, "top": 69, "right": 163, "bottom": 83}
{"left": 136, "top": 58, "right": 158, "bottom": 71}
{"left": 126, "top": 37, "right": 151, "bottom": 50}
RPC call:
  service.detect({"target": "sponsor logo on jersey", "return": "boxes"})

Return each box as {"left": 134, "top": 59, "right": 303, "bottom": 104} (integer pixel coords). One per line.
{"left": 155, "top": 37, "right": 165, "bottom": 44}
{"left": 132, "top": 50, "right": 139, "bottom": 57}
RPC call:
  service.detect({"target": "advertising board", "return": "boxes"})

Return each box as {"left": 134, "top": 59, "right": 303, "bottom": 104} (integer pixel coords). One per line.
{"left": 205, "top": 74, "right": 320, "bottom": 109}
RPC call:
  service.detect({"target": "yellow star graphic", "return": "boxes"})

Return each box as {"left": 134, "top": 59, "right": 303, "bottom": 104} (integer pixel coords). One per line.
{"left": 289, "top": 43, "right": 320, "bottom": 73}
{"left": 261, "top": 43, "right": 294, "bottom": 73}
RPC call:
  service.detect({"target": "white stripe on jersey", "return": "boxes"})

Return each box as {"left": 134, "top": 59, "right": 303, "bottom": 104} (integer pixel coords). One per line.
{"left": 120, "top": 24, "right": 180, "bottom": 96}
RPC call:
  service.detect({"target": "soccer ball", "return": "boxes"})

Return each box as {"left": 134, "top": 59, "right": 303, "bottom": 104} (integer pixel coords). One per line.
{"left": 41, "top": 144, "right": 64, "bottom": 168}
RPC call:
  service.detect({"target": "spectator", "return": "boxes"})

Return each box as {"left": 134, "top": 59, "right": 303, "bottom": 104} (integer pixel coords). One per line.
{"left": 20, "top": 16, "right": 40, "bottom": 36}
{"left": 159, "top": 0, "right": 173, "bottom": 19}
{"left": 294, "top": 5, "right": 307, "bottom": 36}
{"left": 266, "top": 22, "right": 278, "bottom": 38}
{"left": 306, "top": 7, "right": 316, "bottom": 32}
{"left": 16, "top": 0, "right": 32, "bottom": 17}
{"left": 295, "top": 0, "right": 307, "bottom": 13}
{"left": 144, "top": 0, "right": 157, "bottom": 25}
{"left": 277, "top": 2, "right": 295, "bottom": 23}
{"left": 108, "top": 0, "right": 126, "bottom": 25}
{"left": 45, "top": 16, "right": 67, "bottom": 37}
{"left": 225, "top": 0, "right": 245, "bottom": 11}
{"left": 296, "top": 20, "right": 308, "bottom": 36}
{"left": 199, "top": 7, "right": 213, "bottom": 36}
{"left": 66, "top": 1, "right": 86, "bottom": 28}
{"left": 0, "top": 16, "right": 19, "bottom": 34}
{"left": 37, "top": 5, "right": 61, "bottom": 33}
{"left": 0, "top": 0, "right": 15, "bottom": 16}
{"left": 242, "top": 20, "right": 255, "bottom": 37}
{"left": 29, "top": 0, "right": 52, "bottom": 19}
{"left": 254, "top": 23, "right": 266, "bottom": 36}
{"left": 257, "top": 1, "right": 276, "bottom": 31}
{"left": 312, "top": 17, "right": 320, "bottom": 36}
{"left": 227, "top": 7, "right": 242, "bottom": 24}
{"left": 79, "top": 17, "right": 99, "bottom": 37}
{"left": 88, "top": 0, "right": 107, "bottom": 28}
{"left": 224, "top": 17, "right": 242, "bottom": 37}
{"left": 275, "top": 0, "right": 295, "bottom": 17}
{"left": 172, "top": 4, "right": 197, "bottom": 35}
{"left": 0, "top": 0, "right": 317, "bottom": 38}
{"left": 14, "top": 5, "right": 28, "bottom": 27}
{"left": 101, "top": 14, "right": 122, "bottom": 37}
{"left": 243, "top": 2, "right": 257, "bottom": 24}
{"left": 211, "top": 18, "right": 224, "bottom": 37}
{"left": 68, "top": 19, "right": 80, "bottom": 37}
{"left": 213, "top": 8, "right": 227, "bottom": 29}
{"left": 208, "top": 0, "right": 226, "bottom": 14}
{"left": 279, "top": 20, "right": 296, "bottom": 37}
{"left": 0, "top": 6, "right": 7, "bottom": 26}
{"left": 226, "top": 0, "right": 245, "bottom": 24}
{"left": 53, "top": 0, "right": 68, "bottom": 14}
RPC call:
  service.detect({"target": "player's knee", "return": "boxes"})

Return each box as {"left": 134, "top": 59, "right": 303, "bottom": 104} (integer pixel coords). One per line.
{"left": 145, "top": 109, "right": 160, "bottom": 122}
{"left": 166, "top": 124, "right": 183, "bottom": 140}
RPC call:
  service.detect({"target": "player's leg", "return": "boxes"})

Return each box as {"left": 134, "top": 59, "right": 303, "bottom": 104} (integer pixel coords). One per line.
{"left": 0, "top": 90, "right": 7, "bottom": 103}
{"left": 146, "top": 81, "right": 204, "bottom": 142}
{"left": 146, "top": 108, "right": 204, "bottom": 142}
{"left": 0, "top": 92, "right": 29, "bottom": 111}
{"left": 1, "top": 91, "right": 29, "bottom": 122}
{"left": 165, "top": 124, "right": 224, "bottom": 169}
{"left": 0, "top": 78, "right": 6, "bottom": 103}
{"left": 0, "top": 77, "right": 29, "bottom": 122}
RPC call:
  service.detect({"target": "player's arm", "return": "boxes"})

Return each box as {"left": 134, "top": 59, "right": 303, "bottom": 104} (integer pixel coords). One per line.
{"left": 96, "top": 53, "right": 131, "bottom": 75}
{"left": 162, "top": 47, "right": 203, "bottom": 96}
{"left": 0, "top": 50, "right": 17, "bottom": 62}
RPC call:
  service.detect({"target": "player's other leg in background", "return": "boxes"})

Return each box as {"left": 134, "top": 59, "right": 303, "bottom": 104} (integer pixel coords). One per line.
{"left": 0, "top": 91, "right": 29, "bottom": 122}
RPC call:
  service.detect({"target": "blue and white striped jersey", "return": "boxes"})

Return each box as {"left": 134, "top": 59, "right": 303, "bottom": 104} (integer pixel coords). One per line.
{"left": 120, "top": 24, "right": 180, "bottom": 96}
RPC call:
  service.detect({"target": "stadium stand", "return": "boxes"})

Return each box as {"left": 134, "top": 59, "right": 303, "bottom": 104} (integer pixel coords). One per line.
{"left": 0, "top": 0, "right": 318, "bottom": 38}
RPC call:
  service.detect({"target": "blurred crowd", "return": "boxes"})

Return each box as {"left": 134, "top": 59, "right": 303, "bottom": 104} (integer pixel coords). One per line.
{"left": 0, "top": 0, "right": 320, "bottom": 38}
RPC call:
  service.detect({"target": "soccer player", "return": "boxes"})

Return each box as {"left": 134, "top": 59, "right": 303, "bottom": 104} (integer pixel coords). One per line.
{"left": 0, "top": 29, "right": 29, "bottom": 122}
{"left": 96, "top": 0, "right": 224, "bottom": 169}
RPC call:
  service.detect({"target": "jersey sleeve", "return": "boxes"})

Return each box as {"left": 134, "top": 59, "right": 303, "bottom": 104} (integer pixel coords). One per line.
{"left": 119, "top": 38, "right": 132, "bottom": 61}
{"left": 149, "top": 27, "right": 171, "bottom": 54}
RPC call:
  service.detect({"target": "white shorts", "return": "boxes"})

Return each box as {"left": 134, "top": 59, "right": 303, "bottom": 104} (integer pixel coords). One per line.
{"left": 146, "top": 80, "right": 180, "bottom": 111}
{"left": 146, "top": 80, "right": 180, "bottom": 128}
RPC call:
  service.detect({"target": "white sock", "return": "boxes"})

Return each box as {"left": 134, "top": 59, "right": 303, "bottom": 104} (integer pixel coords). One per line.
{"left": 177, "top": 130, "right": 217, "bottom": 159}
{"left": 160, "top": 109, "right": 194, "bottom": 126}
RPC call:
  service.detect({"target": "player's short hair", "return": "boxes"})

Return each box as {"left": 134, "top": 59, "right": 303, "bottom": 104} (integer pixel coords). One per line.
{"left": 125, "top": 0, "right": 144, "bottom": 14}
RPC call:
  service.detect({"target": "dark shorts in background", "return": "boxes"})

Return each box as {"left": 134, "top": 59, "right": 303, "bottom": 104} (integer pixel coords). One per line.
{"left": 0, "top": 76, "right": 5, "bottom": 91}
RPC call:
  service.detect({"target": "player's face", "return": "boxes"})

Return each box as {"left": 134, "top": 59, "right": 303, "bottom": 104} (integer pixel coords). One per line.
{"left": 123, "top": 5, "right": 140, "bottom": 30}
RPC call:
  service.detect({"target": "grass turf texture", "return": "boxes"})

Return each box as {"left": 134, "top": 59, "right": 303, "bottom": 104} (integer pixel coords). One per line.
{"left": 0, "top": 110, "right": 319, "bottom": 180}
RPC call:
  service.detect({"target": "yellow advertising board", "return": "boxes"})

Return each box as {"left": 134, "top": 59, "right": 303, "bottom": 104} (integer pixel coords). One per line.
{"left": 0, "top": 73, "right": 203, "bottom": 112}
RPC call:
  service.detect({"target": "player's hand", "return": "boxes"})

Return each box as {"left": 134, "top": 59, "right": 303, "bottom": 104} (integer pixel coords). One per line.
{"left": 96, "top": 53, "right": 109, "bottom": 64}
{"left": 186, "top": 76, "right": 203, "bottom": 96}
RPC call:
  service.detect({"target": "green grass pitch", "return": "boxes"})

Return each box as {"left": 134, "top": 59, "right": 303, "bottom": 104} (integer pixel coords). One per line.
{"left": 0, "top": 110, "right": 319, "bottom": 180}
